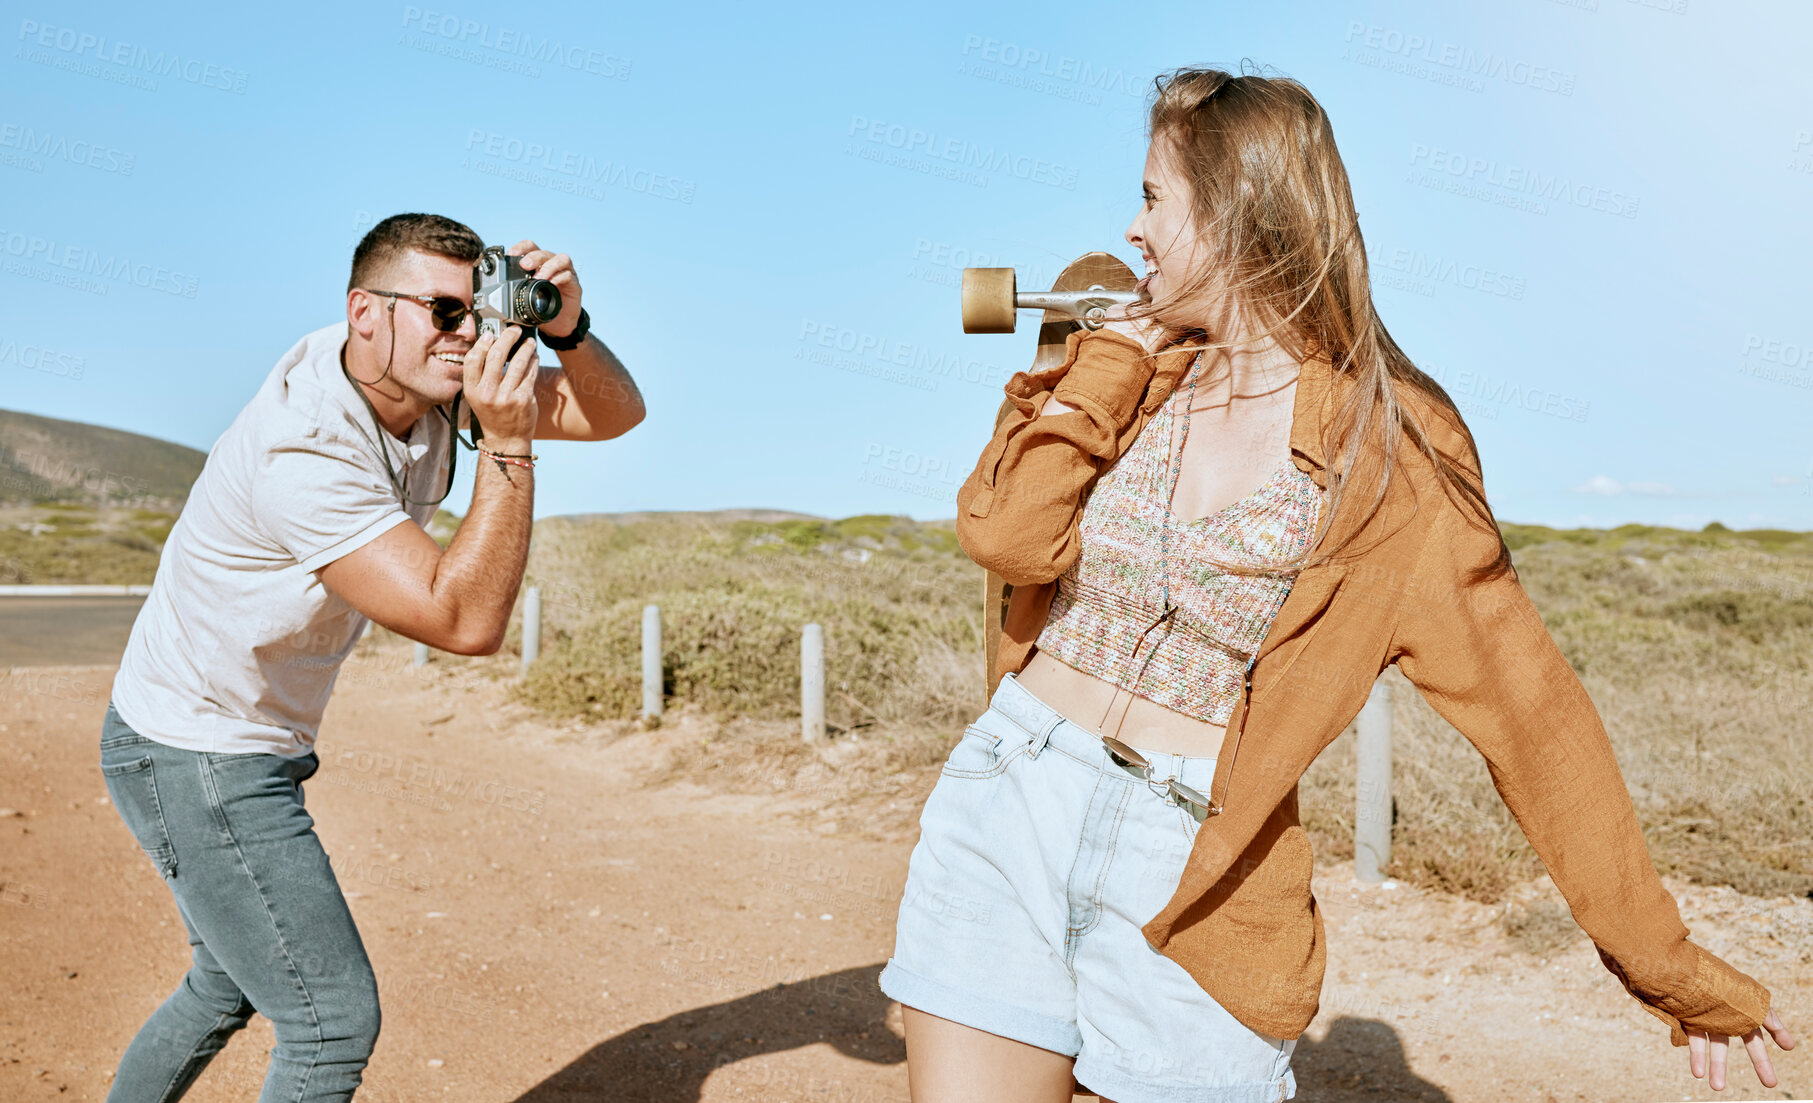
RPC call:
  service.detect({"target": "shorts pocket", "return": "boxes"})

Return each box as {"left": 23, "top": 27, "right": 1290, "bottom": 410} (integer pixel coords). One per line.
{"left": 940, "top": 723, "right": 1020, "bottom": 780}
{"left": 1168, "top": 803, "right": 1201, "bottom": 849}
{"left": 101, "top": 754, "right": 178, "bottom": 878}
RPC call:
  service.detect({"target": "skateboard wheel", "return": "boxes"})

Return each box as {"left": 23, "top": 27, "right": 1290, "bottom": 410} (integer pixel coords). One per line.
{"left": 962, "top": 268, "right": 1017, "bottom": 334}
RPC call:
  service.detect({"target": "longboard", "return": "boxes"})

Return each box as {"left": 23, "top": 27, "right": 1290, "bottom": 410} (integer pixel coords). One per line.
{"left": 973, "top": 252, "right": 1139, "bottom": 698}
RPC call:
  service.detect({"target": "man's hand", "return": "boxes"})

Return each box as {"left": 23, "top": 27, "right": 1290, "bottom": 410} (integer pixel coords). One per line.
{"left": 319, "top": 325, "right": 538, "bottom": 652}
{"left": 320, "top": 321, "right": 540, "bottom": 655}
{"left": 503, "top": 237, "right": 646, "bottom": 442}
{"left": 510, "top": 238, "right": 582, "bottom": 340}
{"left": 1687, "top": 1008, "right": 1794, "bottom": 1091}
{"left": 463, "top": 324, "right": 539, "bottom": 450}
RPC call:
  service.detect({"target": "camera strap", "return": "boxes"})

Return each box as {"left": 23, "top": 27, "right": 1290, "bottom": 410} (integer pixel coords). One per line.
{"left": 340, "top": 358, "right": 476, "bottom": 508}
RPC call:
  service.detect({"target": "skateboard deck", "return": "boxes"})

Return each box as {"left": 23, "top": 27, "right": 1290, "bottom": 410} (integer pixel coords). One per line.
{"left": 980, "top": 252, "right": 1139, "bottom": 698}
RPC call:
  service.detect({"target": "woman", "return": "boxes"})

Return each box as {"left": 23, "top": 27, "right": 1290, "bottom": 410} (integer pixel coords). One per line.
{"left": 878, "top": 66, "right": 1794, "bottom": 1102}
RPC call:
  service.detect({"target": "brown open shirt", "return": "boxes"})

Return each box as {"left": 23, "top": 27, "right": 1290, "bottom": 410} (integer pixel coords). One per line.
{"left": 955, "top": 326, "right": 1772, "bottom": 1045}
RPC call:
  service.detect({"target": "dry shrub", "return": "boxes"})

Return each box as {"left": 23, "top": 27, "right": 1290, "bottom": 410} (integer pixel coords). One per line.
{"left": 518, "top": 514, "right": 1813, "bottom": 907}
{"left": 512, "top": 514, "right": 986, "bottom": 735}
{"left": 0, "top": 503, "right": 177, "bottom": 584}
{"left": 1303, "top": 523, "right": 1813, "bottom": 906}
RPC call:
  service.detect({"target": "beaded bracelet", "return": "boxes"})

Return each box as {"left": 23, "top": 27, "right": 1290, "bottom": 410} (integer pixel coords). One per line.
{"left": 478, "top": 445, "right": 537, "bottom": 477}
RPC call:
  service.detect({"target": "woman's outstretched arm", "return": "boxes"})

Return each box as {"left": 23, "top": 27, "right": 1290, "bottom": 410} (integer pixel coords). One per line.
{"left": 1388, "top": 450, "right": 1785, "bottom": 1072}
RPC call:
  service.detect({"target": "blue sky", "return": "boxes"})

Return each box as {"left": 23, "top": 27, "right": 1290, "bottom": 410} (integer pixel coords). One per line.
{"left": 4, "top": 0, "right": 1809, "bottom": 529}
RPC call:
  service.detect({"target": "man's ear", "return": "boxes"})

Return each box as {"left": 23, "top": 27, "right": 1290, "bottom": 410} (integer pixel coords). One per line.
{"left": 346, "top": 288, "right": 382, "bottom": 341}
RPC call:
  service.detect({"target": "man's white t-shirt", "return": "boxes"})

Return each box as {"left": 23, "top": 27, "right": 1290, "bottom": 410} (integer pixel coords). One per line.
{"left": 113, "top": 323, "right": 453, "bottom": 757}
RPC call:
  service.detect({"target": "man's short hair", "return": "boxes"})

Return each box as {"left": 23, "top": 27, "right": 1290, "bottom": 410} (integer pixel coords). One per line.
{"left": 348, "top": 213, "right": 484, "bottom": 293}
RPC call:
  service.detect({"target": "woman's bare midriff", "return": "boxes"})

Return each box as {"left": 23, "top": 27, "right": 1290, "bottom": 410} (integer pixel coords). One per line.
{"left": 1014, "top": 648, "right": 1229, "bottom": 759}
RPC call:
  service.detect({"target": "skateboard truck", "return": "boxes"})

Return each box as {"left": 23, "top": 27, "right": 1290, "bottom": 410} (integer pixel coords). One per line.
{"left": 961, "top": 267, "right": 1141, "bottom": 334}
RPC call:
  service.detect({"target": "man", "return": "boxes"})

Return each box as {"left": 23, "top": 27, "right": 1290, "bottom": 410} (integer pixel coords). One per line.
{"left": 98, "top": 213, "right": 643, "bottom": 1100}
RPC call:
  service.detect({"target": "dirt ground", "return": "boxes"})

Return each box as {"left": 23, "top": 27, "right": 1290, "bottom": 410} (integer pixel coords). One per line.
{"left": 2, "top": 649, "right": 1809, "bottom": 1102}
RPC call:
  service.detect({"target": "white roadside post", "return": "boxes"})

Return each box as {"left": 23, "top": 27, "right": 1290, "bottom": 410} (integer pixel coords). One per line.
{"left": 641, "top": 604, "right": 663, "bottom": 725}
{"left": 1354, "top": 677, "right": 1394, "bottom": 884}
{"left": 801, "top": 622, "right": 825, "bottom": 744}
{"left": 413, "top": 642, "right": 430, "bottom": 668}
{"left": 521, "top": 586, "right": 542, "bottom": 673}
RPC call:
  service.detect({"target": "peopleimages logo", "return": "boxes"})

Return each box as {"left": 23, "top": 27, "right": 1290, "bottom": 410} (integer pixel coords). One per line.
{"left": 463, "top": 129, "right": 696, "bottom": 203}
{"left": 1743, "top": 333, "right": 1813, "bottom": 370}
{"left": 1790, "top": 131, "right": 1813, "bottom": 176}
{"left": 1734, "top": 332, "right": 1813, "bottom": 391}
{"left": 0, "top": 122, "right": 134, "bottom": 175}
{"left": 796, "top": 319, "right": 1012, "bottom": 392}
{"left": 1382, "top": 247, "right": 1526, "bottom": 300}
{"left": 1408, "top": 143, "right": 1640, "bottom": 219}
{"left": 1420, "top": 362, "right": 1591, "bottom": 423}
{"left": 15, "top": 19, "right": 248, "bottom": 94}
{"left": 955, "top": 34, "right": 1142, "bottom": 106}
{"left": 847, "top": 115, "right": 1079, "bottom": 191}
{"left": 0, "top": 443, "right": 149, "bottom": 497}
{"left": 1343, "top": 21, "right": 1576, "bottom": 96}
{"left": 400, "top": 6, "right": 630, "bottom": 78}
{"left": 906, "top": 238, "right": 1059, "bottom": 293}
{"left": 859, "top": 442, "right": 963, "bottom": 504}
{"left": 0, "top": 229, "right": 199, "bottom": 298}
{"left": 0, "top": 339, "right": 84, "bottom": 380}
{"left": 959, "top": 36, "right": 1142, "bottom": 95}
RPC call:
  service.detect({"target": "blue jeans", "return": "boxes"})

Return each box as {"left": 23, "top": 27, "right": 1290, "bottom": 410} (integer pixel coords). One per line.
{"left": 99, "top": 703, "right": 379, "bottom": 1102}
{"left": 881, "top": 672, "right": 1297, "bottom": 1103}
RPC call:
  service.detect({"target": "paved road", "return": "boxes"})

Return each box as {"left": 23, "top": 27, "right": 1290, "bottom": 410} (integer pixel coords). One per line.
{"left": 0, "top": 596, "right": 145, "bottom": 667}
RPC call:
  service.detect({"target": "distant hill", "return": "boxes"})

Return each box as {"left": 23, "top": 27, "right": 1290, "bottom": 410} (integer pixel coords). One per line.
{"left": 0, "top": 408, "right": 206, "bottom": 504}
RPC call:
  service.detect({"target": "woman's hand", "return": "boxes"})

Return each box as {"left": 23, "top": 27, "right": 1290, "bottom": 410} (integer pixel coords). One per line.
{"left": 1038, "top": 305, "right": 1168, "bottom": 417}
{"left": 1687, "top": 1008, "right": 1794, "bottom": 1091}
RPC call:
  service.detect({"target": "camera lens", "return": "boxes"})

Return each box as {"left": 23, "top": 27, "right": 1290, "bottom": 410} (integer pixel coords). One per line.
{"left": 513, "top": 279, "right": 563, "bottom": 326}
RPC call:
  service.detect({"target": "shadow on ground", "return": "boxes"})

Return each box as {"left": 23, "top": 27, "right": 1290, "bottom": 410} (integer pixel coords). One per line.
{"left": 1287, "top": 1015, "right": 1454, "bottom": 1101}
{"left": 511, "top": 963, "right": 905, "bottom": 1101}
{"left": 512, "top": 963, "right": 1449, "bottom": 1102}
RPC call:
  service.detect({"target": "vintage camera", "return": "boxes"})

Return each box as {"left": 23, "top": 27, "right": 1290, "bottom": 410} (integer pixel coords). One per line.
{"left": 472, "top": 245, "right": 562, "bottom": 357}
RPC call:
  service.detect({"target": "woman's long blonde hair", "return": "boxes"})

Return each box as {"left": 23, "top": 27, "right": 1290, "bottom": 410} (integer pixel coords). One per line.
{"left": 1136, "top": 64, "right": 1511, "bottom": 582}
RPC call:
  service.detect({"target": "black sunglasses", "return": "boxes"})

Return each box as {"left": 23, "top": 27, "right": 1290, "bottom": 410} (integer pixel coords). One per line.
{"left": 363, "top": 289, "right": 475, "bottom": 333}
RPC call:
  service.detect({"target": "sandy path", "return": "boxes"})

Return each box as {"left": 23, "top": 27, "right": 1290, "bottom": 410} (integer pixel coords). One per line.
{"left": 2, "top": 649, "right": 1808, "bottom": 1102}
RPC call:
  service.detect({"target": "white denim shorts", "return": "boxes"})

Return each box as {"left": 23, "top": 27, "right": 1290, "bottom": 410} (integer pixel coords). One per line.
{"left": 880, "top": 672, "right": 1297, "bottom": 1103}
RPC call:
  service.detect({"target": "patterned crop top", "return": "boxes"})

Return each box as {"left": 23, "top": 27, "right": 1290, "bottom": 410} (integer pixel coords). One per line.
{"left": 1034, "top": 385, "right": 1325, "bottom": 727}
